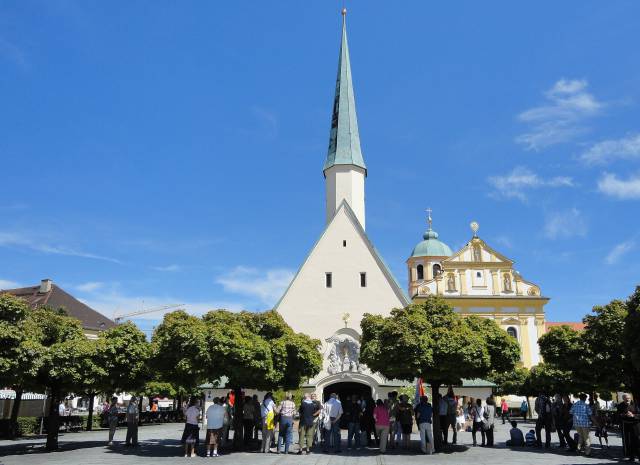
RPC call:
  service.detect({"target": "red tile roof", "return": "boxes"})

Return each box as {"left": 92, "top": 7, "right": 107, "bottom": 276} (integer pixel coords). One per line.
{"left": 545, "top": 321, "right": 585, "bottom": 332}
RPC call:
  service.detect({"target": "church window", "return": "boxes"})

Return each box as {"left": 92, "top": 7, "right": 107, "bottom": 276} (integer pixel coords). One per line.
{"left": 325, "top": 272, "right": 332, "bottom": 288}
{"left": 476, "top": 271, "right": 482, "bottom": 278}
{"left": 432, "top": 264, "right": 442, "bottom": 277}
{"left": 446, "top": 273, "right": 456, "bottom": 292}
{"left": 343, "top": 240, "right": 347, "bottom": 247}
{"left": 416, "top": 264, "right": 424, "bottom": 280}
{"left": 360, "top": 272, "right": 367, "bottom": 287}
{"left": 507, "top": 326, "right": 518, "bottom": 340}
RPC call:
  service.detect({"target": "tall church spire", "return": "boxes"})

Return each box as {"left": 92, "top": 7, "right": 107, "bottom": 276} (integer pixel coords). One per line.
{"left": 323, "top": 9, "right": 366, "bottom": 175}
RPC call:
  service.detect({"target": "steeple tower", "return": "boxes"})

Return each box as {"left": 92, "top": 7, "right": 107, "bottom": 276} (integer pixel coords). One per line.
{"left": 324, "top": 8, "right": 367, "bottom": 229}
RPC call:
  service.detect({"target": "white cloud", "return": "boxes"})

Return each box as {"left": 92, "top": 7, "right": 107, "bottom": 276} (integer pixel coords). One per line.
{"left": 251, "top": 106, "right": 278, "bottom": 139}
{"left": 544, "top": 208, "right": 588, "bottom": 239}
{"left": 216, "top": 266, "right": 294, "bottom": 306}
{"left": 0, "top": 231, "right": 121, "bottom": 264}
{"left": 487, "top": 166, "right": 574, "bottom": 201}
{"left": 75, "top": 281, "right": 105, "bottom": 292}
{"left": 0, "top": 279, "right": 20, "bottom": 290}
{"left": 151, "top": 264, "right": 182, "bottom": 272}
{"left": 597, "top": 172, "right": 640, "bottom": 199}
{"left": 605, "top": 240, "right": 635, "bottom": 265}
{"left": 582, "top": 133, "right": 640, "bottom": 165}
{"left": 516, "top": 79, "right": 604, "bottom": 150}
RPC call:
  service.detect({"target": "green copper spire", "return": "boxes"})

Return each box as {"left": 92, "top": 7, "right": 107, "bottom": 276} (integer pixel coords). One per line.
{"left": 323, "top": 9, "right": 367, "bottom": 175}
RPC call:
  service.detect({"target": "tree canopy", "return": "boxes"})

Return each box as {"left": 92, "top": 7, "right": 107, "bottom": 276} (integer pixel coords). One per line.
{"left": 360, "top": 296, "right": 520, "bottom": 451}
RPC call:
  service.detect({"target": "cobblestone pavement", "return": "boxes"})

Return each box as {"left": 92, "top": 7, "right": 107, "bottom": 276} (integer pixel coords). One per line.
{"left": 0, "top": 421, "right": 624, "bottom": 465}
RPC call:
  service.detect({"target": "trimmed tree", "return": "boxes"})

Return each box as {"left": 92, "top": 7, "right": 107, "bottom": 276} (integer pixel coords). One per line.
{"left": 360, "top": 296, "right": 519, "bottom": 451}
{"left": 203, "top": 309, "right": 322, "bottom": 449}
{"left": 624, "top": 286, "right": 640, "bottom": 401}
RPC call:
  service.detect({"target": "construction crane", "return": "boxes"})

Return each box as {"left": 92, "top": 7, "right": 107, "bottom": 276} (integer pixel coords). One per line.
{"left": 114, "top": 304, "right": 184, "bottom": 324}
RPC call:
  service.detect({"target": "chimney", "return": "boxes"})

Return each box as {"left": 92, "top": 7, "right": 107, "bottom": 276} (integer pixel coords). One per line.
{"left": 40, "top": 278, "right": 52, "bottom": 293}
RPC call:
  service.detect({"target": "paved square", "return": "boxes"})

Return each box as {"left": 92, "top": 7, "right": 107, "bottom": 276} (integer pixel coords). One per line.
{"left": 0, "top": 421, "right": 624, "bottom": 465}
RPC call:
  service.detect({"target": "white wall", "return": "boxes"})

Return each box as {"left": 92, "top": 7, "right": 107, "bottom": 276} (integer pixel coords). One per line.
{"left": 325, "top": 165, "right": 366, "bottom": 229}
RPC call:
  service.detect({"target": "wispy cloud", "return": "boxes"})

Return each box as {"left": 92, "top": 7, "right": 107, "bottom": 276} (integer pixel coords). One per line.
{"left": 581, "top": 133, "right": 640, "bottom": 165}
{"left": 75, "top": 281, "right": 105, "bottom": 292}
{"left": 251, "top": 106, "right": 279, "bottom": 139}
{"left": 597, "top": 172, "right": 640, "bottom": 199}
{"left": 487, "top": 166, "right": 574, "bottom": 201}
{"left": 216, "top": 266, "right": 294, "bottom": 307}
{"left": 605, "top": 240, "right": 635, "bottom": 265}
{"left": 516, "top": 79, "right": 604, "bottom": 150}
{"left": 0, "top": 279, "right": 20, "bottom": 290}
{"left": 544, "top": 208, "right": 588, "bottom": 239}
{"left": 0, "top": 37, "right": 28, "bottom": 70}
{"left": 0, "top": 231, "right": 121, "bottom": 264}
{"left": 151, "top": 264, "right": 182, "bottom": 272}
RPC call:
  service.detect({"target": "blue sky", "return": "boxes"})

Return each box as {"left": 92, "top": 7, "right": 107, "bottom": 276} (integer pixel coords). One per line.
{"left": 1, "top": 1, "right": 639, "bottom": 334}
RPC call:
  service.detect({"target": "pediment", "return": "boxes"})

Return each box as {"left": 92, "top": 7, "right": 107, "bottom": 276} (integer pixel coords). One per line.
{"left": 444, "top": 237, "right": 513, "bottom": 266}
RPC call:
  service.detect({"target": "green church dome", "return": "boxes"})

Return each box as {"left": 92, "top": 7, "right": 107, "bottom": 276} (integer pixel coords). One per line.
{"left": 411, "top": 228, "right": 452, "bottom": 258}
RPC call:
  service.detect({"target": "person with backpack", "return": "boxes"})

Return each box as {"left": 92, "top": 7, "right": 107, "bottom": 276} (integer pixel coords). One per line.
{"left": 520, "top": 399, "right": 529, "bottom": 421}
{"left": 260, "top": 392, "right": 276, "bottom": 453}
{"left": 534, "top": 392, "right": 553, "bottom": 448}
{"left": 443, "top": 387, "right": 458, "bottom": 445}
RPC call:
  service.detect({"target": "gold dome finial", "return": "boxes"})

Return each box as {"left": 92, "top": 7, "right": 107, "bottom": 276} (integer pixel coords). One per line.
{"left": 342, "top": 7, "right": 347, "bottom": 16}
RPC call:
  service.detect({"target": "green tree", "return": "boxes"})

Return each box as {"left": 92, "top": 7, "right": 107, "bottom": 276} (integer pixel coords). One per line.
{"left": 360, "top": 297, "right": 519, "bottom": 451}
{"left": 203, "top": 309, "right": 322, "bottom": 448}
{"left": 150, "top": 310, "right": 209, "bottom": 403}
{"left": 624, "top": 286, "right": 640, "bottom": 401}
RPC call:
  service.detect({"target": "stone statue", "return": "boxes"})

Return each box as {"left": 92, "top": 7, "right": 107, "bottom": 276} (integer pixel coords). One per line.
{"left": 326, "top": 334, "right": 362, "bottom": 374}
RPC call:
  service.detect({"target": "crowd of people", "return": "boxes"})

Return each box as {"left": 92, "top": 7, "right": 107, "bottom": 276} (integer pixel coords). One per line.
{"left": 103, "top": 389, "right": 640, "bottom": 461}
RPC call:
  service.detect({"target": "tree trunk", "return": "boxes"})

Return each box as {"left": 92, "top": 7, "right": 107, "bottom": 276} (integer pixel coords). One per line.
{"left": 86, "top": 393, "right": 95, "bottom": 431}
{"left": 232, "top": 387, "right": 244, "bottom": 450}
{"left": 138, "top": 395, "right": 143, "bottom": 425}
{"left": 45, "top": 391, "right": 60, "bottom": 451}
{"left": 9, "top": 387, "right": 23, "bottom": 439}
{"left": 177, "top": 394, "right": 182, "bottom": 420}
{"left": 431, "top": 382, "right": 443, "bottom": 452}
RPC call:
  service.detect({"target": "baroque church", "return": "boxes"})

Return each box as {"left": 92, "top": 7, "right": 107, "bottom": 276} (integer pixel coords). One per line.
{"left": 274, "top": 11, "right": 548, "bottom": 401}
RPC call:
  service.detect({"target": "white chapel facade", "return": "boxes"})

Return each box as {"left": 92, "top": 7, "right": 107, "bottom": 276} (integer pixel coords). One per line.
{"left": 274, "top": 11, "right": 548, "bottom": 400}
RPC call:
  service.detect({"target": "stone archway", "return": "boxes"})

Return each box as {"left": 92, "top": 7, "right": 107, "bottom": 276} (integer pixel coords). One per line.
{"left": 322, "top": 381, "right": 372, "bottom": 403}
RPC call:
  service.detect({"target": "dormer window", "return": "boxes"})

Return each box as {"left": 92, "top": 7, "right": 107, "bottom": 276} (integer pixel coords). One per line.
{"left": 416, "top": 264, "right": 424, "bottom": 280}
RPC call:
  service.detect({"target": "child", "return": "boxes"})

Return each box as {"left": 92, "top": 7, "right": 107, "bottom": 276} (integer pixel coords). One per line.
{"left": 506, "top": 421, "right": 525, "bottom": 447}
{"left": 525, "top": 429, "right": 536, "bottom": 447}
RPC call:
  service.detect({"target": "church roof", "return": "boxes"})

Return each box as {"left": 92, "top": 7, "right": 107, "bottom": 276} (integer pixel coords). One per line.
{"left": 323, "top": 10, "right": 367, "bottom": 175}
{"left": 410, "top": 228, "right": 453, "bottom": 258}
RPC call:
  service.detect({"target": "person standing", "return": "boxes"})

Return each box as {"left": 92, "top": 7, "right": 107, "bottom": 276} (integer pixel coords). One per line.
{"left": 125, "top": 396, "right": 139, "bottom": 447}
{"left": 443, "top": 388, "right": 458, "bottom": 445}
{"left": 242, "top": 395, "right": 255, "bottom": 446}
{"left": 387, "top": 391, "right": 399, "bottom": 449}
{"left": 322, "top": 393, "right": 343, "bottom": 453}
{"left": 182, "top": 398, "right": 200, "bottom": 458}
{"left": 414, "top": 395, "right": 434, "bottom": 455}
{"left": 297, "top": 393, "right": 319, "bottom": 455}
{"left": 205, "top": 397, "right": 227, "bottom": 457}
{"left": 617, "top": 393, "right": 639, "bottom": 462}
{"left": 276, "top": 393, "right": 296, "bottom": 454}
{"left": 107, "top": 396, "right": 119, "bottom": 445}
{"left": 570, "top": 393, "right": 593, "bottom": 457}
{"left": 556, "top": 395, "right": 576, "bottom": 451}
{"left": 397, "top": 395, "right": 413, "bottom": 450}
{"left": 260, "top": 392, "right": 276, "bottom": 453}
{"left": 520, "top": 399, "right": 529, "bottom": 422}
{"left": 437, "top": 393, "right": 449, "bottom": 445}
{"left": 252, "top": 395, "right": 261, "bottom": 442}
{"left": 373, "top": 399, "right": 390, "bottom": 454}
{"left": 344, "top": 395, "right": 361, "bottom": 450}
{"left": 534, "top": 392, "right": 552, "bottom": 448}
{"left": 485, "top": 397, "right": 496, "bottom": 447}
{"left": 310, "top": 393, "right": 322, "bottom": 446}
{"left": 501, "top": 398, "right": 509, "bottom": 424}
{"left": 471, "top": 398, "right": 486, "bottom": 447}
{"left": 361, "top": 396, "right": 377, "bottom": 447}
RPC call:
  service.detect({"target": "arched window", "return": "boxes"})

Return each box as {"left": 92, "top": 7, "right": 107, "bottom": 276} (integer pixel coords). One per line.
{"left": 416, "top": 264, "right": 424, "bottom": 280}
{"left": 507, "top": 326, "right": 518, "bottom": 340}
{"left": 432, "top": 264, "right": 442, "bottom": 277}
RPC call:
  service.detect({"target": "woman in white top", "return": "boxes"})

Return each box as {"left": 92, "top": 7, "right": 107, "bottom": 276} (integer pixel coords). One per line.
{"left": 472, "top": 398, "right": 486, "bottom": 447}
{"left": 182, "top": 398, "right": 201, "bottom": 457}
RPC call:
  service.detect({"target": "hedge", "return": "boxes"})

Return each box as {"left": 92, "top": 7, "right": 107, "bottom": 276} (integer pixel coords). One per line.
{"left": 16, "top": 417, "right": 40, "bottom": 436}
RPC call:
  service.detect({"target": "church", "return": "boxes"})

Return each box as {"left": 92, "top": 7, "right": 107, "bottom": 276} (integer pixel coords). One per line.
{"left": 274, "top": 11, "right": 548, "bottom": 401}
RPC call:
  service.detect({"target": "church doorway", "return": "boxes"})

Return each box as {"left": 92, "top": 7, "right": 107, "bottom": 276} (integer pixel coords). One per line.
{"left": 322, "top": 381, "right": 371, "bottom": 403}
